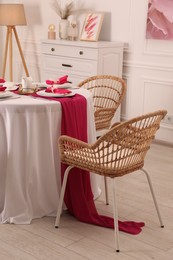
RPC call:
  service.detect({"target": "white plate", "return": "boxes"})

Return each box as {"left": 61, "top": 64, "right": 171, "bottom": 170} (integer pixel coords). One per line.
{"left": 53, "top": 83, "right": 73, "bottom": 89}
{"left": 37, "top": 90, "right": 75, "bottom": 98}
{"left": 33, "top": 82, "right": 49, "bottom": 88}
{"left": 0, "top": 91, "right": 14, "bottom": 99}
{"left": 2, "top": 81, "right": 18, "bottom": 91}
{"left": 6, "top": 85, "right": 19, "bottom": 91}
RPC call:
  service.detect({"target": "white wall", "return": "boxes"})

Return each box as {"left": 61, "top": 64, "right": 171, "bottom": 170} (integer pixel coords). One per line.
{"left": 0, "top": 0, "right": 173, "bottom": 143}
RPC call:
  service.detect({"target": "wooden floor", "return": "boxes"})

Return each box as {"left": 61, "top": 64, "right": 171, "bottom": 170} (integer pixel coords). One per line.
{"left": 0, "top": 143, "right": 173, "bottom": 259}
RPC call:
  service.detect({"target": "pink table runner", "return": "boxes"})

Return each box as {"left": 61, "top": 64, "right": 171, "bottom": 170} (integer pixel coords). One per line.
{"left": 32, "top": 92, "right": 145, "bottom": 234}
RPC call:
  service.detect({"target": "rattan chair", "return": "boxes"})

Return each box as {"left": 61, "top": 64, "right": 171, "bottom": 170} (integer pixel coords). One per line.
{"left": 78, "top": 75, "right": 127, "bottom": 137}
{"left": 55, "top": 110, "right": 167, "bottom": 252}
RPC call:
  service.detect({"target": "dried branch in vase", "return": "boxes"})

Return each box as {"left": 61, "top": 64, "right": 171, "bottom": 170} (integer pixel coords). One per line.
{"left": 51, "top": 0, "right": 90, "bottom": 19}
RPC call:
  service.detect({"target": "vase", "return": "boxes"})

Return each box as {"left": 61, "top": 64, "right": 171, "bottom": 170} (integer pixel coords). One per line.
{"left": 59, "top": 19, "right": 69, "bottom": 40}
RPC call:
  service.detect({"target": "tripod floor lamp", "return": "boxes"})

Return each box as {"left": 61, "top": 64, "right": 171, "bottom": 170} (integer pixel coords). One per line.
{"left": 0, "top": 4, "right": 29, "bottom": 81}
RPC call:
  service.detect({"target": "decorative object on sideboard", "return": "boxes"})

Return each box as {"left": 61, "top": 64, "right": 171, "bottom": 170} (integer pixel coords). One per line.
{"left": 59, "top": 19, "right": 69, "bottom": 39}
{"left": 51, "top": 0, "right": 74, "bottom": 40}
{"left": 67, "top": 20, "right": 78, "bottom": 40}
{"left": 0, "top": 4, "right": 29, "bottom": 81}
{"left": 50, "top": 0, "right": 87, "bottom": 40}
{"left": 51, "top": 0, "right": 74, "bottom": 19}
{"left": 80, "top": 12, "right": 104, "bottom": 42}
{"left": 48, "top": 24, "right": 56, "bottom": 39}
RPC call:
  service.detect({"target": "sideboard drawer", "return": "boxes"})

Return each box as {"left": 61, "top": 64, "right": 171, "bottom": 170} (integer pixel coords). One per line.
{"left": 42, "top": 43, "right": 98, "bottom": 60}
{"left": 42, "top": 55, "right": 97, "bottom": 76}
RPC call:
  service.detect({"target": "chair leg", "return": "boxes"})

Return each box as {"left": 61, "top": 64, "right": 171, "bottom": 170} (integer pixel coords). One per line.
{"left": 112, "top": 178, "right": 120, "bottom": 252}
{"left": 141, "top": 168, "right": 164, "bottom": 228}
{"left": 55, "top": 165, "right": 74, "bottom": 228}
{"left": 104, "top": 176, "right": 109, "bottom": 205}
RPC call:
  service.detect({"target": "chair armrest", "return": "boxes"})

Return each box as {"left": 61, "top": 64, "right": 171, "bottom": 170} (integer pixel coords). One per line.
{"left": 59, "top": 135, "right": 90, "bottom": 150}
{"left": 59, "top": 135, "right": 92, "bottom": 159}
{"left": 59, "top": 135, "right": 97, "bottom": 167}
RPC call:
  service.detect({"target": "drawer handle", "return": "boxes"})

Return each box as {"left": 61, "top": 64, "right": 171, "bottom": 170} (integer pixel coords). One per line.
{"left": 62, "top": 64, "right": 73, "bottom": 68}
{"left": 79, "top": 51, "right": 83, "bottom": 55}
{"left": 51, "top": 48, "right": 55, "bottom": 52}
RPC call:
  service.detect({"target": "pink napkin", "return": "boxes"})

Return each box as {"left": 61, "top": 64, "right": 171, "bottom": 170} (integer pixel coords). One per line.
{"left": 0, "top": 78, "right": 5, "bottom": 84}
{"left": 46, "top": 75, "right": 68, "bottom": 85}
{"left": 54, "top": 88, "right": 71, "bottom": 94}
{"left": 0, "top": 87, "right": 6, "bottom": 92}
{"left": 45, "top": 80, "right": 54, "bottom": 85}
{"left": 45, "top": 86, "right": 54, "bottom": 92}
{"left": 45, "top": 86, "right": 71, "bottom": 94}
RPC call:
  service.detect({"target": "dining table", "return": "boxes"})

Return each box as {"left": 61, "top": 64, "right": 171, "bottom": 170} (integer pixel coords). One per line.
{"left": 0, "top": 87, "right": 102, "bottom": 224}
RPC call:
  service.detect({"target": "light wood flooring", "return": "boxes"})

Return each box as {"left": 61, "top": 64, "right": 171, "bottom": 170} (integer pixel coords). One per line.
{"left": 0, "top": 143, "right": 173, "bottom": 259}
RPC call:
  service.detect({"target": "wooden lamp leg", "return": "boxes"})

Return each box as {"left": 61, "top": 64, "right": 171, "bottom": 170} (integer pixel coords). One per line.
{"left": 9, "top": 26, "right": 13, "bottom": 81}
{"left": 13, "top": 27, "right": 29, "bottom": 77}
{"left": 2, "top": 26, "right": 29, "bottom": 80}
{"left": 2, "top": 26, "right": 10, "bottom": 79}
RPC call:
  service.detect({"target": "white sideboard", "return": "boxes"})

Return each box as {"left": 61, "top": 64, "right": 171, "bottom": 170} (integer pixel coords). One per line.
{"left": 41, "top": 40, "right": 124, "bottom": 126}
{"left": 41, "top": 40, "right": 124, "bottom": 85}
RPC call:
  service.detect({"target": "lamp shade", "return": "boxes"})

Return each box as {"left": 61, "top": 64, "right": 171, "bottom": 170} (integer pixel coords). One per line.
{"left": 0, "top": 4, "right": 27, "bottom": 26}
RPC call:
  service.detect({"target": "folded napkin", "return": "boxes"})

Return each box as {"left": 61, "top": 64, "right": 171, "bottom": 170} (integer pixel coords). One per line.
{"left": 46, "top": 75, "right": 68, "bottom": 85}
{"left": 0, "top": 78, "right": 5, "bottom": 84}
{"left": 45, "top": 86, "right": 71, "bottom": 94}
{"left": 0, "top": 86, "right": 6, "bottom": 92}
{"left": 54, "top": 88, "right": 71, "bottom": 94}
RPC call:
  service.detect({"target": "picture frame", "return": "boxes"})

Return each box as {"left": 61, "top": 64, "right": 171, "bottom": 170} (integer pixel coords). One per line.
{"left": 146, "top": 0, "right": 173, "bottom": 40}
{"left": 80, "top": 12, "right": 104, "bottom": 42}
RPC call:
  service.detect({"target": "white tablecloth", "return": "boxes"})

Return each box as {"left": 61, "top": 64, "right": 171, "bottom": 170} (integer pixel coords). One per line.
{"left": 0, "top": 88, "right": 101, "bottom": 224}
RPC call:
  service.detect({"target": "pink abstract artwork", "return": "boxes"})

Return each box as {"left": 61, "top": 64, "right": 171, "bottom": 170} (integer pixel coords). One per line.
{"left": 80, "top": 13, "right": 104, "bottom": 41}
{"left": 146, "top": 0, "right": 173, "bottom": 40}
{"left": 84, "top": 14, "right": 98, "bottom": 39}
